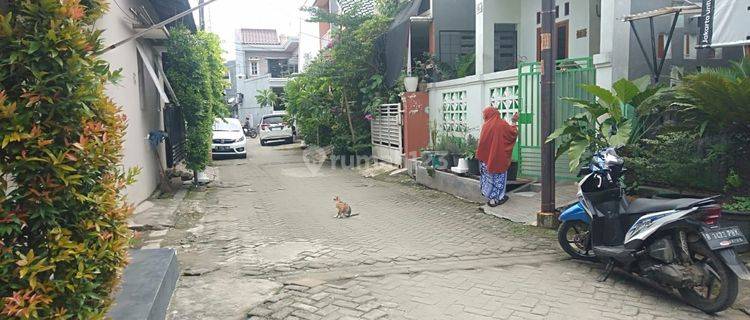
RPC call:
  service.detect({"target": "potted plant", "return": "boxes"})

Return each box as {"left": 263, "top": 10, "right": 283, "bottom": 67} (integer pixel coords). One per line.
{"left": 433, "top": 134, "right": 452, "bottom": 170}
{"left": 443, "top": 135, "right": 464, "bottom": 170}
{"left": 421, "top": 124, "right": 439, "bottom": 167}
{"left": 404, "top": 73, "right": 419, "bottom": 92}
{"left": 464, "top": 134, "right": 479, "bottom": 175}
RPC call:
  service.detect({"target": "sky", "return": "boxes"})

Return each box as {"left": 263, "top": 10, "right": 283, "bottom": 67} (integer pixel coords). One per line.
{"left": 188, "top": 0, "right": 312, "bottom": 61}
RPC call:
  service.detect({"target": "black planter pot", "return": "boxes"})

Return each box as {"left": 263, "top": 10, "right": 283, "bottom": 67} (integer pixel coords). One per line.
{"left": 467, "top": 158, "right": 480, "bottom": 175}
{"left": 507, "top": 161, "right": 518, "bottom": 181}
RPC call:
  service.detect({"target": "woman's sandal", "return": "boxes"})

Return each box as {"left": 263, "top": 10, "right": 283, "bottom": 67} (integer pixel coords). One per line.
{"left": 497, "top": 195, "right": 510, "bottom": 205}
{"left": 487, "top": 199, "right": 499, "bottom": 207}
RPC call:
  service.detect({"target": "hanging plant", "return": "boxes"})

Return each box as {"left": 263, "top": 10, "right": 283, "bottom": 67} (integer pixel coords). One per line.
{"left": 0, "top": 1, "right": 137, "bottom": 318}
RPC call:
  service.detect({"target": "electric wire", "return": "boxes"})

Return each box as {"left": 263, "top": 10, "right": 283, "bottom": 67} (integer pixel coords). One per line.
{"left": 111, "top": 0, "right": 141, "bottom": 24}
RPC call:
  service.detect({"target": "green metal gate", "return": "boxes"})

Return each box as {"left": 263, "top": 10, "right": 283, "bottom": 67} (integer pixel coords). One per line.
{"left": 517, "top": 57, "right": 596, "bottom": 179}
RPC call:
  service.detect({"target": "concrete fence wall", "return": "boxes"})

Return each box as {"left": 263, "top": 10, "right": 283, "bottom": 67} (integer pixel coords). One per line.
{"left": 426, "top": 69, "right": 519, "bottom": 142}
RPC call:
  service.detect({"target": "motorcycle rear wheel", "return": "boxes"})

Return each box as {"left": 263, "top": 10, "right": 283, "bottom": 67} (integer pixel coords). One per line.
{"left": 678, "top": 242, "right": 738, "bottom": 314}
{"left": 557, "top": 220, "right": 596, "bottom": 261}
{"left": 248, "top": 130, "right": 258, "bottom": 139}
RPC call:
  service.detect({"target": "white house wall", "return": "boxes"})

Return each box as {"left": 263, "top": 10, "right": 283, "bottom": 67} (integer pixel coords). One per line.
{"left": 517, "top": 0, "right": 594, "bottom": 63}
{"left": 236, "top": 75, "right": 274, "bottom": 126}
{"left": 98, "top": 0, "right": 165, "bottom": 205}
{"left": 475, "top": 0, "right": 597, "bottom": 73}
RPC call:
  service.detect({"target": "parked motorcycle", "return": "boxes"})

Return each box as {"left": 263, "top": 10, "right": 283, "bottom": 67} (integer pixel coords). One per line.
{"left": 558, "top": 148, "right": 750, "bottom": 314}
{"left": 243, "top": 125, "right": 258, "bottom": 139}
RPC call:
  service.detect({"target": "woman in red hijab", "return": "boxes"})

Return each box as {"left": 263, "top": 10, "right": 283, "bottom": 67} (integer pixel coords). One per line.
{"left": 476, "top": 107, "right": 518, "bottom": 207}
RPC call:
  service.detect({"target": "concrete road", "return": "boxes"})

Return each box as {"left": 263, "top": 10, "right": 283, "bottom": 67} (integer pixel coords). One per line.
{"left": 160, "top": 139, "right": 748, "bottom": 320}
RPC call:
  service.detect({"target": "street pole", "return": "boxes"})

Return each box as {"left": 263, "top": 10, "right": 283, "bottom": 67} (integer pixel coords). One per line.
{"left": 540, "top": 0, "right": 556, "bottom": 213}
{"left": 198, "top": 0, "right": 206, "bottom": 31}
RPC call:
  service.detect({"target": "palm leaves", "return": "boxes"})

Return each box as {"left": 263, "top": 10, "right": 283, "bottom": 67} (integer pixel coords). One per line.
{"left": 255, "top": 89, "right": 279, "bottom": 108}
{"left": 546, "top": 78, "right": 659, "bottom": 172}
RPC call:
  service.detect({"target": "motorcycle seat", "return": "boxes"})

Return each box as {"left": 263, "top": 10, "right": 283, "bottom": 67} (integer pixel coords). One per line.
{"left": 624, "top": 197, "right": 715, "bottom": 215}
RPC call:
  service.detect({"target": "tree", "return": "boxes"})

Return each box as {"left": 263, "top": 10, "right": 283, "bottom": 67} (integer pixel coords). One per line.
{"left": 286, "top": 1, "right": 400, "bottom": 155}
{"left": 255, "top": 89, "right": 279, "bottom": 109}
{"left": 0, "top": 1, "right": 136, "bottom": 317}
{"left": 165, "top": 28, "right": 227, "bottom": 184}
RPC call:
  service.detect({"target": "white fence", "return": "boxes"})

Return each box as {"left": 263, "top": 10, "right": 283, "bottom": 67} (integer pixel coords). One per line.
{"left": 427, "top": 69, "right": 519, "bottom": 140}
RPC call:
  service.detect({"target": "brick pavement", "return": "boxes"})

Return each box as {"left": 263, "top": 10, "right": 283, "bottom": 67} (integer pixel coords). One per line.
{"left": 160, "top": 140, "right": 748, "bottom": 319}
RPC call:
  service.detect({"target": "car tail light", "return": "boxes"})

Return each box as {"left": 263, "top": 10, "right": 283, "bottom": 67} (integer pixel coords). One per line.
{"left": 701, "top": 205, "right": 722, "bottom": 225}
{"left": 261, "top": 124, "right": 269, "bottom": 130}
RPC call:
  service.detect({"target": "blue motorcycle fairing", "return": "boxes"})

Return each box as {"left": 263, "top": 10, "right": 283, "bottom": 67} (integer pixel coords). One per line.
{"left": 558, "top": 202, "right": 591, "bottom": 224}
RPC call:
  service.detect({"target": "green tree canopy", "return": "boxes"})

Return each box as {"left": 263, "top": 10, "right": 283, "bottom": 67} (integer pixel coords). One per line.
{"left": 286, "top": 0, "right": 401, "bottom": 154}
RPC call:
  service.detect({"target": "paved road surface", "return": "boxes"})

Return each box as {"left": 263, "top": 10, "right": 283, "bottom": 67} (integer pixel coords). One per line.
{"left": 159, "top": 139, "right": 747, "bottom": 320}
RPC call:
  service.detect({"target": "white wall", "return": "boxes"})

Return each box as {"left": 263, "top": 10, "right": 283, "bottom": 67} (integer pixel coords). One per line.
{"left": 475, "top": 0, "right": 521, "bottom": 74}
{"left": 98, "top": 0, "right": 165, "bottom": 205}
{"left": 474, "top": 0, "right": 598, "bottom": 75}
{"left": 427, "top": 69, "right": 518, "bottom": 142}
{"left": 236, "top": 75, "right": 274, "bottom": 126}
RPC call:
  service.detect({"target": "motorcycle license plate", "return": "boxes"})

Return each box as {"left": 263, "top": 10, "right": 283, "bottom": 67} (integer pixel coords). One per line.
{"left": 701, "top": 226, "right": 748, "bottom": 250}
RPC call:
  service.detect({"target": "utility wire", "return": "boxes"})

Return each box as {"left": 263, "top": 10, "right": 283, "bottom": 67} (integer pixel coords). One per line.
{"left": 111, "top": 0, "right": 140, "bottom": 24}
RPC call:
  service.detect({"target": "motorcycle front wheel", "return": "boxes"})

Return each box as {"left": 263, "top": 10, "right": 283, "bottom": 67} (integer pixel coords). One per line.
{"left": 248, "top": 130, "right": 258, "bottom": 139}
{"left": 557, "top": 220, "right": 596, "bottom": 261}
{"left": 678, "top": 242, "right": 738, "bottom": 314}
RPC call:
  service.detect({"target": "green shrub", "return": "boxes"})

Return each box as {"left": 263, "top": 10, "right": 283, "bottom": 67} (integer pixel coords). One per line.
{"left": 724, "top": 197, "right": 750, "bottom": 212}
{"left": 286, "top": 4, "right": 399, "bottom": 154}
{"left": 455, "top": 53, "right": 476, "bottom": 78}
{"left": 0, "top": 1, "right": 136, "bottom": 318}
{"left": 164, "top": 28, "right": 227, "bottom": 179}
{"left": 627, "top": 131, "right": 728, "bottom": 192}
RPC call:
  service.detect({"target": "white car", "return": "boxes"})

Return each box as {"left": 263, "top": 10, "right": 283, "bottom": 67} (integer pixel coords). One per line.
{"left": 211, "top": 118, "right": 246, "bottom": 158}
{"left": 259, "top": 112, "right": 294, "bottom": 146}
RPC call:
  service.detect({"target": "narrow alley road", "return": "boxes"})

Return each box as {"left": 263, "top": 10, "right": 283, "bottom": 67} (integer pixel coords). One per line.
{"left": 162, "top": 140, "right": 746, "bottom": 320}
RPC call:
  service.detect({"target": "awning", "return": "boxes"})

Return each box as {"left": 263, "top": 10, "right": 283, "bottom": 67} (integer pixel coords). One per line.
{"left": 136, "top": 42, "right": 170, "bottom": 104}
{"left": 382, "top": 0, "right": 424, "bottom": 87}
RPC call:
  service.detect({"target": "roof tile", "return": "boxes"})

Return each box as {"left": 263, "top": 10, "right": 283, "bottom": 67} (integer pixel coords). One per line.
{"left": 237, "top": 29, "right": 281, "bottom": 45}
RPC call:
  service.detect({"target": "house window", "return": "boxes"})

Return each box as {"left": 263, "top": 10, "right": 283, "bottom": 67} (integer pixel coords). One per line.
{"left": 439, "top": 30, "right": 475, "bottom": 69}
{"left": 684, "top": 34, "right": 696, "bottom": 59}
{"left": 657, "top": 33, "right": 672, "bottom": 59}
{"left": 249, "top": 59, "right": 259, "bottom": 75}
{"left": 268, "top": 59, "right": 290, "bottom": 78}
{"left": 564, "top": 2, "right": 570, "bottom": 16}
{"left": 555, "top": 5, "right": 559, "bottom": 18}
{"left": 536, "top": 12, "right": 541, "bottom": 25}
{"left": 494, "top": 24, "right": 517, "bottom": 72}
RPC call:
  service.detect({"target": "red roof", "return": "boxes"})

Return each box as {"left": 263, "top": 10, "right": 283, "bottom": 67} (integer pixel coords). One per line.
{"left": 237, "top": 29, "right": 281, "bottom": 45}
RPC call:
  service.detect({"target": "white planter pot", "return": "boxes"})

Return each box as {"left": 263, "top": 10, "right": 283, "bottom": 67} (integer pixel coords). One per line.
{"left": 451, "top": 157, "right": 469, "bottom": 174}
{"left": 404, "top": 76, "right": 419, "bottom": 92}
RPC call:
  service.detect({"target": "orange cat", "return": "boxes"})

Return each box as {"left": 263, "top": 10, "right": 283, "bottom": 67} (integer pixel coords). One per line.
{"left": 333, "top": 196, "right": 352, "bottom": 218}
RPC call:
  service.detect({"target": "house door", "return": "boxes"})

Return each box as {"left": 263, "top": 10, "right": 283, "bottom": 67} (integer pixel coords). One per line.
{"left": 494, "top": 24, "right": 517, "bottom": 71}
{"left": 536, "top": 21, "right": 569, "bottom": 61}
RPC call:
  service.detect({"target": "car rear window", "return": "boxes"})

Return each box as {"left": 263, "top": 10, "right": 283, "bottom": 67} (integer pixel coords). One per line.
{"left": 213, "top": 119, "right": 241, "bottom": 131}
{"left": 262, "top": 116, "right": 283, "bottom": 125}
